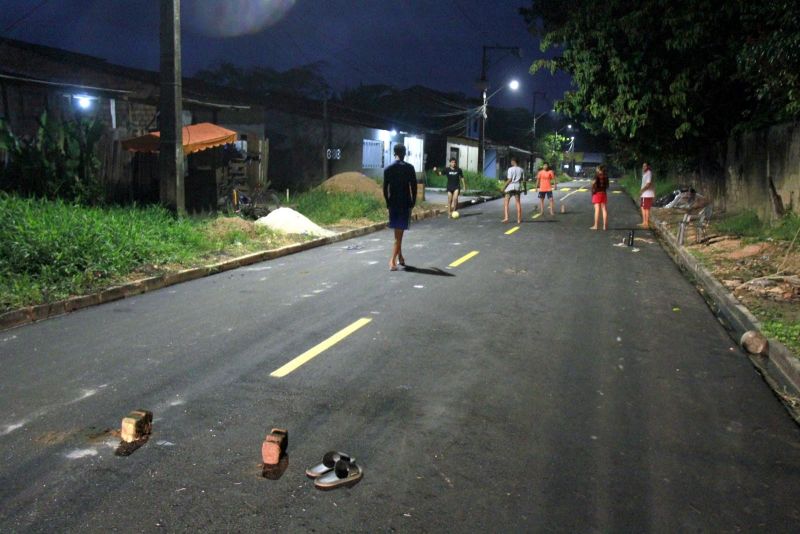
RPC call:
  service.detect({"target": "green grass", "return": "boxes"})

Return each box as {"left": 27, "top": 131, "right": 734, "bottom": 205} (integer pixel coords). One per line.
{"left": 762, "top": 320, "right": 800, "bottom": 354}
{"left": 0, "top": 194, "right": 301, "bottom": 311}
{"left": 424, "top": 170, "right": 503, "bottom": 195}
{"left": 713, "top": 211, "right": 800, "bottom": 241}
{"left": 619, "top": 171, "right": 677, "bottom": 200}
{"left": 293, "top": 189, "right": 386, "bottom": 225}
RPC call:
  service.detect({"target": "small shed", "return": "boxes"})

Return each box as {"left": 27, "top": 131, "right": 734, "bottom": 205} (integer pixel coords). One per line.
{"left": 122, "top": 123, "right": 238, "bottom": 213}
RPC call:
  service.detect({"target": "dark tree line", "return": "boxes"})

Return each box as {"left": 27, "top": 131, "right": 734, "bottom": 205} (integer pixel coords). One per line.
{"left": 520, "top": 0, "right": 800, "bottom": 171}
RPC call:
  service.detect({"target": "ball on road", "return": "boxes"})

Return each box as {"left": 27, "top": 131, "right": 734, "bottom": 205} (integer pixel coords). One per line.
{"left": 451, "top": 211, "right": 460, "bottom": 219}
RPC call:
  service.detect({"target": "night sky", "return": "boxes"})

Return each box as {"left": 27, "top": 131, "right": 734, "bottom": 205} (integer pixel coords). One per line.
{"left": 0, "top": 0, "right": 572, "bottom": 111}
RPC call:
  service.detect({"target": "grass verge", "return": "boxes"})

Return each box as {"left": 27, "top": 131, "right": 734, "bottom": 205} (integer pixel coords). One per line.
{"left": 0, "top": 194, "right": 304, "bottom": 311}
{"left": 713, "top": 210, "right": 800, "bottom": 242}
{"left": 619, "top": 171, "right": 677, "bottom": 200}
{"left": 292, "top": 189, "right": 386, "bottom": 225}
{"left": 424, "top": 170, "right": 503, "bottom": 195}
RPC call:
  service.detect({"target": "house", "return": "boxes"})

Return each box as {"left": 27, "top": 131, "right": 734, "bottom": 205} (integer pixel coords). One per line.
{"left": 0, "top": 37, "right": 426, "bottom": 209}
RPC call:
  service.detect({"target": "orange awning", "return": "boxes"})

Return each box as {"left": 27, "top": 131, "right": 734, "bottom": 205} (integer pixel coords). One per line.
{"left": 121, "top": 122, "right": 237, "bottom": 155}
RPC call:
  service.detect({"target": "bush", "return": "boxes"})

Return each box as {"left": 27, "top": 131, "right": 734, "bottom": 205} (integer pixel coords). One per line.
{"left": 0, "top": 194, "right": 212, "bottom": 309}
{"left": 0, "top": 112, "right": 104, "bottom": 204}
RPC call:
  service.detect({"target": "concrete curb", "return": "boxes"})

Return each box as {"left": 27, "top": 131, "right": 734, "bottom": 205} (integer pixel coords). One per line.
{"left": 0, "top": 208, "right": 445, "bottom": 332}
{"left": 652, "top": 217, "right": 800, "bottom": 421}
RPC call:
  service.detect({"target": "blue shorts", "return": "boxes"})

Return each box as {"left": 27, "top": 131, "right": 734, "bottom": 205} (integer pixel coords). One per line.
{"left": 388, "top": 207, "right": 411, "bottom": 230}
{"left": 538, "top": 191, "right": 553, "bottom": 199}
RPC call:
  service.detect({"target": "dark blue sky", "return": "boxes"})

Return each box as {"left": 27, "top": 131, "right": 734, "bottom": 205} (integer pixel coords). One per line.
{"left": 0, "top": 0, "right": 571, "bottom": 111}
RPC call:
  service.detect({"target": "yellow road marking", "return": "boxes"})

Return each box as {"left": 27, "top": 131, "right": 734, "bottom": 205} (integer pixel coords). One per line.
{"left": 559, "top": 187, "right": 571, "bottom": 191}
{"left": 532, "top": 212, "right": 542, "bottom": 219}
{"left": 449, "top": 250, "right": 479, "bottom": 267}
{"left": 612, "top": 191, "right": 622, "bottom": 194}
{"left": 504, "top": 226, "right": 520, "bottom": 235}
{"left": 577, "top": 188, "right": 588, "bottom": 192}
{"left": 270, "top": 318, "right": 372, "bottom": 377}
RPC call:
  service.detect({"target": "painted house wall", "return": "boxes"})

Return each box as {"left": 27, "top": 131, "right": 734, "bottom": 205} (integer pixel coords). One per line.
{"left": 446, "top": 138, "right": 479, "bottom": 173}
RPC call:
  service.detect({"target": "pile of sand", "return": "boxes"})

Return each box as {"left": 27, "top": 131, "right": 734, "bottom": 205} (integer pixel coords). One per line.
{"left": 255, "top": 207, "right": 335, "bottom": 237}
{"left": 319, "top": 172, "right": 383, "bottom": 199}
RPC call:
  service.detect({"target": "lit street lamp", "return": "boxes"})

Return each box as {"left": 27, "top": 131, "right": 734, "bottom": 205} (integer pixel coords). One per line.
{"left": 479, "top": 79, "right": 519, "bottom": 175}
{"left": 476, "top": 44, "right": 522, "bottom": 175}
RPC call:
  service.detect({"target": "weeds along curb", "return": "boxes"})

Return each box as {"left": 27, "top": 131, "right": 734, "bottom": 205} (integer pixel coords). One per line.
{"left": 653, "top": 218, "right": 800, "bottom": 422}
{"left": 0, "top": 207, "right": 445, "bottom": 332}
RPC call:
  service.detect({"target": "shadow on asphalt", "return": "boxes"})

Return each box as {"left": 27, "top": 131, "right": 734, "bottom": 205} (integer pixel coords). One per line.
{"left": 521, "top": 219, "right": 558, "bottom": 223}
{"left": 402, "top": 265, "right": 455, "bottom": 277}
{"left": 455, "top": 212, "right": 482, "bottom": 218}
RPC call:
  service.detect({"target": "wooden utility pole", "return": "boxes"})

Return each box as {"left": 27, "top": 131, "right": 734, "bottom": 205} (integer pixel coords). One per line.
{"left": 159, "top": 0, "right": 185, "bottom": 214}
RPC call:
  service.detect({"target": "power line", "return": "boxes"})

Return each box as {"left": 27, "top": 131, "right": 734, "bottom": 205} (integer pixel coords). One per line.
{"left": 2, "top": 0, "right": 50, "bottom": 35}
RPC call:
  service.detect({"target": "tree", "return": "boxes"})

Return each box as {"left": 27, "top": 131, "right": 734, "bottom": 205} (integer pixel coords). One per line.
{"left": 737, "top": 1, "right": 800, "bottom": 124}
{"left": 521, "top": 0, "right": 752, "bottom": 170}
{"left": 195, "top": 61, "right": 331, "bottom": 99}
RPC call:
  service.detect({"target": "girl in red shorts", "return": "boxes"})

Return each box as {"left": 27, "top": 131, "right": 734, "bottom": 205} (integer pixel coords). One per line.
{"left": 590, "top": 164, "right": 609, "bottom": 230}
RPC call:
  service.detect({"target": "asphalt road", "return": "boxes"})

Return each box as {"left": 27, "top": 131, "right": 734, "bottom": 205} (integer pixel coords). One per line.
{"left": 1, "top": 179, "right": 799, "bottom": 532}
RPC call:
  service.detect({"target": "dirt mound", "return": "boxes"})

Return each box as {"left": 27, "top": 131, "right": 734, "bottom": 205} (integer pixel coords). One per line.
{"left": 206, "top": 216, "right": 258, "bottom": 239}
{"left": 320, "top": 172, "right": 383, "bottom": 199}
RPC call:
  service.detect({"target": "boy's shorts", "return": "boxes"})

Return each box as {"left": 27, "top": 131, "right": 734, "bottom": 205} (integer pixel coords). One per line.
{"left": 640, "top": 197, "right": 653, "bottom": 209}
{"left": 538, "top": 191, "right": 553, "bottom": 199}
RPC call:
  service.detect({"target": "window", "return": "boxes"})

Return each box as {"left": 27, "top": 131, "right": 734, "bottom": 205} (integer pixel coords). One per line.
{"left": 362, "top": 139, "right": 384, "bottom": 169}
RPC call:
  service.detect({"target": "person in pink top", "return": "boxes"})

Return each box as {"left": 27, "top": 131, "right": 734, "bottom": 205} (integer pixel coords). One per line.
{"left": 589, "top": 164, "right": 609, "bottom": 230}
{"left": 536, "top": 162, "right": 557, "bottom": 216}
{"left": 639, "top": 162, "right": 655, "bottom": 228}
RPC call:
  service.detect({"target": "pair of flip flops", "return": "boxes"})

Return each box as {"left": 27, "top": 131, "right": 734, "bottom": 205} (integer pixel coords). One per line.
{"left": 305, "top": 451, "right": 363, "bottom": 490}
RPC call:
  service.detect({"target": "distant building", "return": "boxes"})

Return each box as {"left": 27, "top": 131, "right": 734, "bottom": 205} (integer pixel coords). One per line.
{"left": 0, "top": 37, "right": 425, "bottom": 209}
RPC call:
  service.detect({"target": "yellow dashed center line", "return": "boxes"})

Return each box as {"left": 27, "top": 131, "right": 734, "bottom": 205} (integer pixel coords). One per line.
{"left": 577, "top": 188, "right": 588, "bottom": 192}
{"left": 504, "top": 226, "right": 520, "bottom": 235}
{"left": 270, "top": 318, "right": 372, "bottom": 378}
{"left": 612, "top": 191, "right": 622, "bottom": 194}
{"left": 449, "top": 250, "right": 479, "bottom": 267}
{"left": 532, "top": 212, "right": 542, "bottom": 219}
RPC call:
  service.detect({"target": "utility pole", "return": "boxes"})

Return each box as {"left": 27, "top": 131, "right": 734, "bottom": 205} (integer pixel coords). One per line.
{"left": 476, "top": 45, "right": 520, "bottom": 176}
{"left": 159, "top": 0, "right": 185, "bottom": 215}
{"left": 477, "top": 46, "right": 489, "bottom": 177}
{"left": 531, "top": 91, "right": 546, "bottom": 173}
{"left": 322, "top": 94, "right": 329, "bottom": 181}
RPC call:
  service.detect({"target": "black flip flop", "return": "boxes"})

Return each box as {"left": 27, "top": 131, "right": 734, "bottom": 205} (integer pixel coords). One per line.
{"left": 314, "top": 458, "right": 363, "bottom": 490}
{"left": 305, "top": 451, "right": 353, "bottom": 479}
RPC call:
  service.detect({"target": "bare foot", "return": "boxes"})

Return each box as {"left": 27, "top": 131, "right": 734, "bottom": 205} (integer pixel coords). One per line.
{"left": 589, "top": 226, "right": 598, "bottom": 230}
{"left": 501, "top": 219, "right": 509, "bottom": 223}
{"left": 398, "top": 255, "right": 405, "bottom": 266}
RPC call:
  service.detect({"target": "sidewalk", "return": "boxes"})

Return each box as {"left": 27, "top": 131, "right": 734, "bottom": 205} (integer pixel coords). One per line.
{"left": 649, "top": 207, "right": 800, "bottom": 421}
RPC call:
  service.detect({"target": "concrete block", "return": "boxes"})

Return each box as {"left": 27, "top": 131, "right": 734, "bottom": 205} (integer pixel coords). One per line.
{"left": 261, "top": 428, "right": 288, "bottom": 465}
{"left": 120, "top": 409, "right": 153, "bottom": 443}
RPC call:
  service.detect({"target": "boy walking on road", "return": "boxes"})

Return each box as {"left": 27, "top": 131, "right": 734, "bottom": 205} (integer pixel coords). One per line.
{"left": 536, "top": 162, "right": 557, "bottom": 216}
{"left": 383, "top": 144, "right": 417, "bottom": 271}
{"left": 639, "top": 162, "right": 655, "bottom": 228}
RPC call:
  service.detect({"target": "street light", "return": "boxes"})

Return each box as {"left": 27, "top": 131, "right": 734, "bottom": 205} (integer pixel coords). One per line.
{"left": 479, "top": 79, "right": 519, "bottom": 175}
{"left": 476, "top": 44, "right": 522, "bottom": 175}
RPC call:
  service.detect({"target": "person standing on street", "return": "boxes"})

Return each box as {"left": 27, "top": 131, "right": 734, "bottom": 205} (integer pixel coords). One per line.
{"left": 383, "top": 144, "right": 418, "bottom": 271}
{"left": 639, "top": 162, "right": 655, "bottom": 228}
{"left": 536, "top": 162, "right": 557, "bottom": 216}
{"left": 501, "top": 157, "right": 525, "bottom": 224}
{"left": 434, "top": 157, "right": 466, "bottom": 218}
{"left": 590, "top": 164, "right": 609, "bottom": 230}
